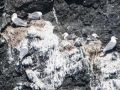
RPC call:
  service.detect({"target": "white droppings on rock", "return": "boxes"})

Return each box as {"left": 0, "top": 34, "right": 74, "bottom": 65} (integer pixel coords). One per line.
{"left": 91, "top": 51, "right": 120, "bottom": 90}
{"left": 3, "top": 19, "right": 91, "bottom": 90}
{"left": 26, "top": 69, "right": 46, "bottom": 89}
{"left": 43, "top": 46, "right": 84, "bottom": 88}
{"left": 22, "top": 56, "right": 33, "bottom": 66}
{"left": 53, "top": 7, "right": 60, "bottom": 25}
{"left": 26, "top": 26, "right": 38, "bottom": 38}
{"left": 30, "top": 33, "right": 60, "bottom": 55}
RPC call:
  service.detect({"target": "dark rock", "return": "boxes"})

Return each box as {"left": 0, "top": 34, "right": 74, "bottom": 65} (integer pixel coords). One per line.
{"left": 0, "top": 0, "right": 7, "bottom": 31}
{"left": 83, "top": 0, "right": 96, "bottom": 7}
{"left": 14, "top": 0, "right": 54, "bottom": 14}
{"left": 0, "top": 34, "right": 7, "bottom": 54}
{"left": 43, "top": 11, "right": 55, "bottom": 22}
{"left": 112, "top": 52, "right": 118, "bottom": 60}
{"left": 61, "top": 68, "right": 90, "bottom": 88}
{"left": 61, "top": 75, "right": 74, "bottom": 87}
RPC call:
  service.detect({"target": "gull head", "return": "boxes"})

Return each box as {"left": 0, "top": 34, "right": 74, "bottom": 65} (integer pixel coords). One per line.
{"left": 11, "top": 13, "right": 17, "bottom": 21}
{"left": 62, "top": 32, "right": 69, "bottom": 40}
{"left": 111, "top": 36, "right": 118, "bottom": 41}
{"left": 12, "top": 13, "right": 17, "bottom": 18}
{"left": 92, "top": 33, "right": 99, "bottom": 38}
{"left": 36, "top": 12, "right": 42, "bottom": 18}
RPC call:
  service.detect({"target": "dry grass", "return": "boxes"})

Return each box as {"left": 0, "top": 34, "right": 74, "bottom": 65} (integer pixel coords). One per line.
{"left": 29, "top": 19, "right": 46, "bottom": 28}
{"left": 82, "top": 40, "right": 102, "bottom": 60}
{"left": 2, "top": 26, "right": 28, "bottom": 47}
{"left": 59, "top": 40, "right": 75, "bottom": 52}
{"left": 82, "top": 40, "right": 102, "bottom": 73}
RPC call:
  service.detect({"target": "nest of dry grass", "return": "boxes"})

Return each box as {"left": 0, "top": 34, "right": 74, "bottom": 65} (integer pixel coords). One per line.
{"left": 1, "top": 19, "right": 47, "bottom": 47}
{"left": 82, "top": 40, "right": 102, "bottom": 60}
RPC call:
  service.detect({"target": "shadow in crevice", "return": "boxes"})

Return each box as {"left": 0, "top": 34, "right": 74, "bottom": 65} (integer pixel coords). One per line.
{"left": 64, "top": 0, "right": 84, "bottom": 5}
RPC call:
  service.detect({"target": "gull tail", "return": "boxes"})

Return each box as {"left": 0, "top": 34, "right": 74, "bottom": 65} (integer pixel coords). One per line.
{"left": 20, "top": 21, "right": 29, "bottom": 27}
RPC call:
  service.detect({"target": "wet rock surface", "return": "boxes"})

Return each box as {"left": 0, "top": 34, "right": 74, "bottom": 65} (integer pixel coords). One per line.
{"left": 0, "top": 0, "right": 120, "bottom": 90}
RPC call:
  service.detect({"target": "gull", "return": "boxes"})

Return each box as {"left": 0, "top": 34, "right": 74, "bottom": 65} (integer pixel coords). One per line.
{"left": 28, "top": 11, "right": 42, "bottom": 20}
{"left": 86, "top": 33, "right": 99, "bottom": 44}
{"left": 11, "top": 13, "right": 28, "bottom": 26}
{"left": 62, "top": 32, "right": 77, "bottom": 40}
{"left": 87, "top": 33, "right": 99, "bottom": 41}
{"left": 100, "top": 36, "right": 118, "bottom": 56}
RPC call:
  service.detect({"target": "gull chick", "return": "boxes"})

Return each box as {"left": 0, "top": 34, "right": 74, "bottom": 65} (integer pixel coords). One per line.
{"left": 28, "top": 11, "right": 42, "bottom": 20}
{"left": 11, "top": 13, "right": 28, "bottom": 26}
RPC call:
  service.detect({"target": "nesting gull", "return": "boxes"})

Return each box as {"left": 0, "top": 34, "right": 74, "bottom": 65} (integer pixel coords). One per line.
{"left": 100, "top": 36, "right": 118, "bottom": 56}
{"left": 62, "top": 32, "right": 77, "bottom": 40}
{"left": 11, "top": 13, "right": 28, "bottom": 26}
{"left": 87, "top": 33, "right": 99, "bottom": 41}
{"left": 86, "top": 33, "right": 99, "bottom": 44}
{"left": 81, "top": 28, "right": 88, "bottom": 37}
{"left": 28, "top": 11, "right": 42, "bottom": 20}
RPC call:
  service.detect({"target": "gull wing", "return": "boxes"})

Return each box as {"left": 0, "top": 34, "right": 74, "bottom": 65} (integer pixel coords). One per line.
{"left": 28, "top": 12, "right": 40, "bottom": 19}
{"left": 13, "top": 18, "right": 27, "bottom": 26}
{"left": 103, "top": 41, "right": 116, "bottom": 52}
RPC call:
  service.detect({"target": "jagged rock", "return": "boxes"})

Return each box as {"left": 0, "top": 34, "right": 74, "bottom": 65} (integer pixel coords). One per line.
{"left": 5, "top": 0, "right": 54, "bottom": 15}
{"left": 0, "top": 34, "right": 8, "bottom": 55}
{"left": 0, "top": 1, "right": 7, "bottom": 31}
{"left": 26, "top": 69, "right": 46, "bottom": 89}
{"left": 1, "top": 18, "right": 91, "bottom": 90}
{"left": 111, "top": 52, "right": 118, "bottom": 60}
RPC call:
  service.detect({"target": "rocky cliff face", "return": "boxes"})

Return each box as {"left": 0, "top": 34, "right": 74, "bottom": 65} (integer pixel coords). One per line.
{"left": 0, "top": 0, "right": 120, "bottom": 90}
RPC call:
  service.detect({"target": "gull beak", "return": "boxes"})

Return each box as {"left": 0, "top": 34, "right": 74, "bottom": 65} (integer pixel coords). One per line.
{"left": 12, "top": 14, "right": 14, "bottom": 17}
{"left": 97, "top": 36, "right": 99, "bottom": 39}
{"left": 116, "top": 38, "right": 118, "bottom": 40}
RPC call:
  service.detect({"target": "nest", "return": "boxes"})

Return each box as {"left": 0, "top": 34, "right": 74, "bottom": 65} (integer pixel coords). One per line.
{"left": 82, "top": 40, "right": 102, "bottom": 60}
{"left": 2, "top": 26, "right": 28, "bottom": 47}
{"left": 59, "top": 40, "right": 75, "bottom": 52}
{"left": 1, "top": 19, "right": 50, "bottom": 47}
